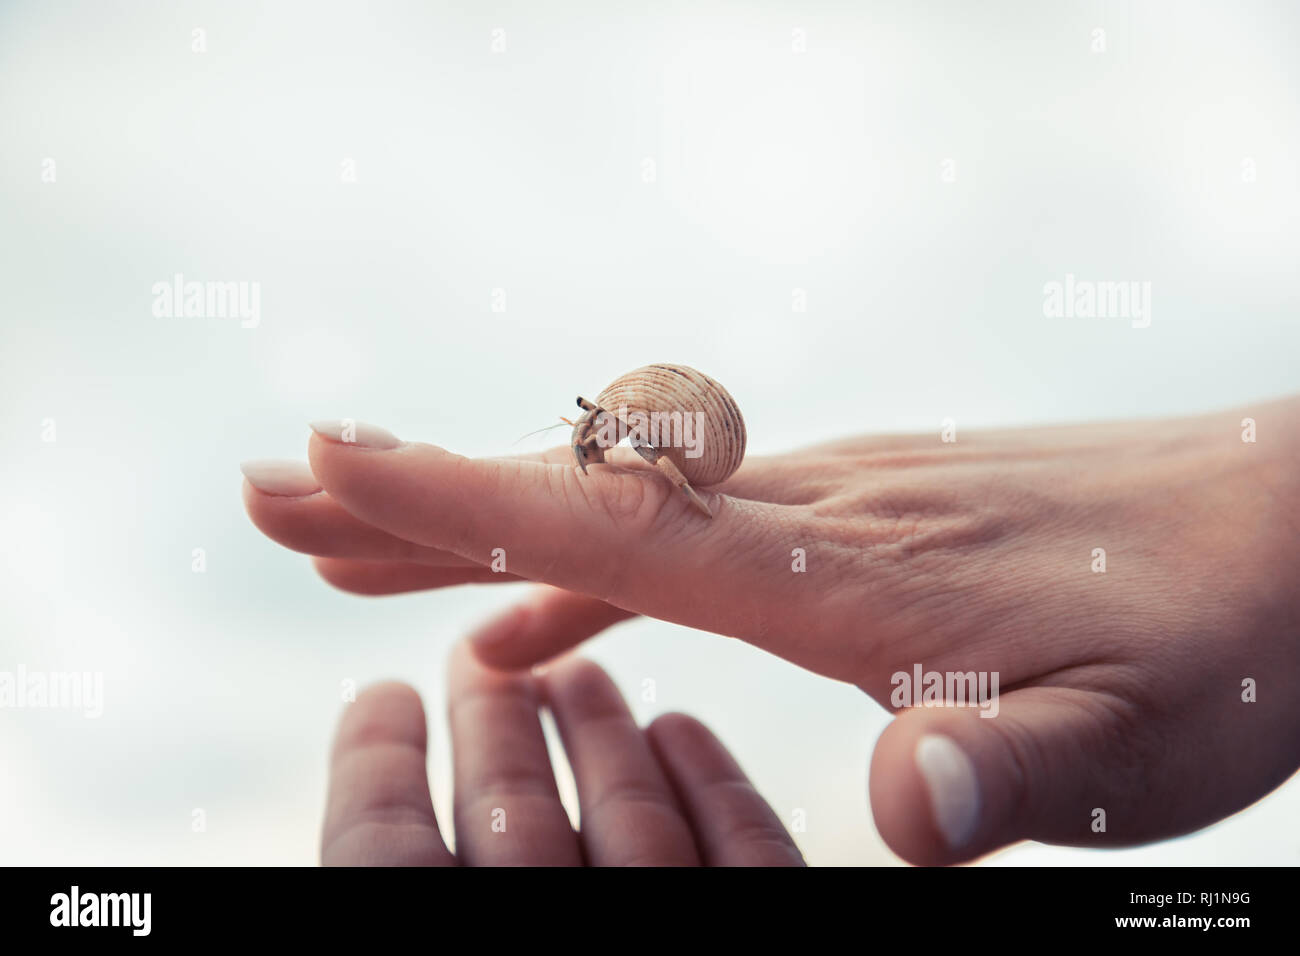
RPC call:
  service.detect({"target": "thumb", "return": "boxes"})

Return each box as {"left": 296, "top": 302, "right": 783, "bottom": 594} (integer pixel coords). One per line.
{"left": 869, "top": 686, "right": 1145, "bottom": 865}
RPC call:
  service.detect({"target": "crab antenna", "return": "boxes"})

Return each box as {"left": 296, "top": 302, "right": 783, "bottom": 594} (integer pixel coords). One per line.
{"left": 512, "top": 418, "right": 573, "bottom": 445}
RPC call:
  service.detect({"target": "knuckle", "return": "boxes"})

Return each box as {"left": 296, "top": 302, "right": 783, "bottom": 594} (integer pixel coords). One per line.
{"left": 547, "top": 657, "right": 616, "bottom": 702}
{"left": 561, "top": 463, "right": 657, "bottom": 525}
{"left": 647, "top": 711, "right": 705, "bottom": 738}
{"left": 583, "top": 781, "right": 680, "bottom": 830}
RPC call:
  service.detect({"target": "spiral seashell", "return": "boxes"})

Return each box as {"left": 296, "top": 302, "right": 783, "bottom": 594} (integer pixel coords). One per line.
{"left": 570, "top": 363, "right": 746, "bottom": 517}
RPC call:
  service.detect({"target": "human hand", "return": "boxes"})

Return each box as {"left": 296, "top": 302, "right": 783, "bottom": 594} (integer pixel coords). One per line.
{"left": 249, "top": 396, "right": 1300, "bottom": 864}
{"left": 322, "top": 642, "right": 802, "bottom": 866}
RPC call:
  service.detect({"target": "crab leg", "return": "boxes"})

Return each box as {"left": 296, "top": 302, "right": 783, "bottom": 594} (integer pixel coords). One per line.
{"left": 629, "top": 437, "right": 712, "bottom": 518}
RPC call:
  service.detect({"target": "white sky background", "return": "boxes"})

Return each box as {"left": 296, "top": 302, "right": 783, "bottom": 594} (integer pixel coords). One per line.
{"left": 1, "top": 0, "right": 1298, "bottom": 865}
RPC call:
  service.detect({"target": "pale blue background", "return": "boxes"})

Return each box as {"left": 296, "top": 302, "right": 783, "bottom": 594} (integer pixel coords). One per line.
{"left": 1, "top": 0, "right": 1297, "bottom": 865}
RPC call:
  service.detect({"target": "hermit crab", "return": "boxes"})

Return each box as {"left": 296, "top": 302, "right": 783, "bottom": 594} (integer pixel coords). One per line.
{"left": 568, "top": 364, "right": 746, "bottom": 518}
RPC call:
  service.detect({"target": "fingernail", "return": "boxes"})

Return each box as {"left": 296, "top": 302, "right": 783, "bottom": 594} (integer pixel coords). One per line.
{"left": 915, "top": 734, "right": 981, "bottom": 849}
{"left": 240, "top": 459, "right": 322, "bottom": 497}
{"left": 309, "top": 419, "right": 402, "bottom": 450}
{"left": 470, "top": 603, "right": 534, "bottom": 650}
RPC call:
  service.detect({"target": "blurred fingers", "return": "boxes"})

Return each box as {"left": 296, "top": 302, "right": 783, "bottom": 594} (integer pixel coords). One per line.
{"left": 469, "top": 588, "right": 636, "bottom": 670}
{"left": 541, "top": 657, "right": 699, "bottom": 865}
{"left": 322, "top": 682, "right": 453, "bottom": 866}
{"left": 646, "top": 713, "right": 804, "bottom": 866}
{"left": 446, "top": 643, "right": 582, "bottom": 866}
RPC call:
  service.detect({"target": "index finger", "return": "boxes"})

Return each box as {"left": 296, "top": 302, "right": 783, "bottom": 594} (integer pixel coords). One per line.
{"left": 305, "top": 422, "right": 808, "bottom": 644}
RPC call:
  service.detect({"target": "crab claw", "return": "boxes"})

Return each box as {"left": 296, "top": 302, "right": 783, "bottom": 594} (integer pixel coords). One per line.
{"left": 572, "top": 443, "right": 590, "bottom": 474}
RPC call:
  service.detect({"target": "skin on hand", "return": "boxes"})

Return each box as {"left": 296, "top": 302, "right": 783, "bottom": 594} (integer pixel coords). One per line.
{"left": 249, "top": 396, "right": 1300, "bottom": 865}
{"left": 320, "top": 643, "right": 803, "bottom": 866}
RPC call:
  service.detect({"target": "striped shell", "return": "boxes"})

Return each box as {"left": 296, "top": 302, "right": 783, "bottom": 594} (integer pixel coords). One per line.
{"left": 594, "top": 364, "right": 746, "bottom": 486}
